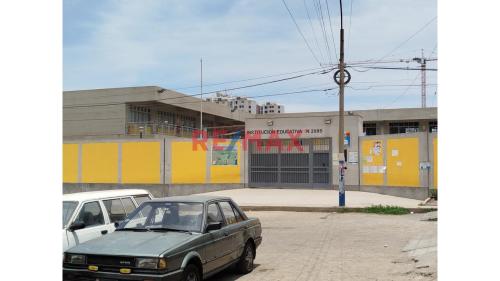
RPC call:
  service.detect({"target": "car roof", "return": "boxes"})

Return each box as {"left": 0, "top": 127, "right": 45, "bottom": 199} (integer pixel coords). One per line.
{"left": 63, "top": 189, "right": 150, "bottom": 202}
{"left": 150, "top": 195, "right": 231, "bottom": 203}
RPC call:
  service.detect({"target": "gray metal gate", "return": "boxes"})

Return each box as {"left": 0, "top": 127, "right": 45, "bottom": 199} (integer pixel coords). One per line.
{"left": 249, "top": 138, "right": 331, "bottom": 188}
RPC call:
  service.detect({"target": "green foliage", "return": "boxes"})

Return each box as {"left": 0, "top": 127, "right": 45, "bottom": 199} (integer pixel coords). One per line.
{"left": 429, "top": 189, "right": 438, "bottom": 200}
{"left": 362, "top": 205, "right": 410, "bottom": 215}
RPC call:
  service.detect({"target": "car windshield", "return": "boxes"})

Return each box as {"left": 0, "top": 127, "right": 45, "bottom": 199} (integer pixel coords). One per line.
{"left": 118, "top": 201, "right": 204, "bottom": 233}
{"left": 63, "top": 201, "right": 78, "bottom": 228}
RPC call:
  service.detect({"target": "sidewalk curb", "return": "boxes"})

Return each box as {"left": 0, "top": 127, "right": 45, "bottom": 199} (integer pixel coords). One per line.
{"left": 240, "top": 205, "right": 437, "bottom": 213}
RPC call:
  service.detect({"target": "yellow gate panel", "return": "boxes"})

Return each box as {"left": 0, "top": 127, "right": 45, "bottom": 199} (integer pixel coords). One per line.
{"left": 361, "top": 139, "right": 384, "bottom": 186}
{"left": 433, "top": 138, "right": 438, "bottom": 188}
{"left": 122, "top": 142, "right": 161, "bottom": 184}
{"left": 171, "top": 142, "right": 206, "bottom": 184}
{"left": 81, "top": 143, "right": 119, "bottom": 183}
{"left": 63, "top": 144, "right": 79, "bottom": 183}
{"left": 387, "top": 138, "right": 419, "bottom": 187}
{"left": 210, "top": 141, "right": 241, "bottom": 183}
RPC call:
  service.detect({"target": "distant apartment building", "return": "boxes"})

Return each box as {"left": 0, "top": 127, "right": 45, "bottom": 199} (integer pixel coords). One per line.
{"left": 206, "top": 92, "right": 283, "bottom": 115}
{"left": 258, "top": 102, "right": 284, "bottom": 114}
{"left": 229, "top": 97, "right": 258, "bottom": 114}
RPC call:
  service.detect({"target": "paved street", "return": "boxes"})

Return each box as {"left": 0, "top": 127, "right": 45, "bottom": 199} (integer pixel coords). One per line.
{"left": 204, "top": 189, "right": 432, "bottom": 209}
{"left": 208, "top": 211, "right": 437, "bottom": 281}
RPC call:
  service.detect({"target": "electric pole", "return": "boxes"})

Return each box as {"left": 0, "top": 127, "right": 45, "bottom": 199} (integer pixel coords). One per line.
{"left": 412, "top": 49, "right": 437, "bottom": 108}
{"left": 420, "top": 49, "right": 426, "bottom": 108}
{"left": 337, "top": 0, "right": 346, "bottom": 207}
{"left": 200, "top": 58, "right": 203, "bottom": 136}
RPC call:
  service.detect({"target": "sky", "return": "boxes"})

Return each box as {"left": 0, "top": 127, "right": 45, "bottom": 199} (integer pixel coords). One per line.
{"left": 63, "top": 0, "right": 437, "bottom": 112}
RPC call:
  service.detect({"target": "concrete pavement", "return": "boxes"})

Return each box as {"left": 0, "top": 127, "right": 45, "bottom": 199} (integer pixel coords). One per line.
{"left": 207, "top": 211, "right": 437, "bottom": 281}
{"left": 203, "top": 188, "right": 436, "bottom": 210}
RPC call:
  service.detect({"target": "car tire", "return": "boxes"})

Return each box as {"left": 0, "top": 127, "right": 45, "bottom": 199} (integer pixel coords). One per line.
{"left": 236, "top": 242, "right": 255, "bottom": 274}
{"left": 182, "top": 264, "right": 201, "bottom": 281}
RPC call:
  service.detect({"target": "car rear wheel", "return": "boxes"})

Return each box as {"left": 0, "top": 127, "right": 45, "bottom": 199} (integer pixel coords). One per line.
{"left": 236, "top": 242, "right": 255, "bottom": 274}
{"left": 182, "top": 264, "right": 201, "bottom": 281}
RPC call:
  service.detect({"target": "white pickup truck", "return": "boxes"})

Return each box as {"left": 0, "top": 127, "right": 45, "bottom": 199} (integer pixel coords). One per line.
{"left": 63, "top": 189, "right": 153, "bottom": 252}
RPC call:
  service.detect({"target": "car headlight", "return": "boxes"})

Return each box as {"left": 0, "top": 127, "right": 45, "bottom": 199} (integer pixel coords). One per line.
{"left": 136, "top": 258, "right": 167, "bottom": 269}
{"left": 64, "top": 254, "right": 86, "bottom": 264}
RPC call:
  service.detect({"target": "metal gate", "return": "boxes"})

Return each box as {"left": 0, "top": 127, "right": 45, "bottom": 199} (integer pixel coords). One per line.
{"left": 249, "top": 138, "right": 331, "bottom": 188}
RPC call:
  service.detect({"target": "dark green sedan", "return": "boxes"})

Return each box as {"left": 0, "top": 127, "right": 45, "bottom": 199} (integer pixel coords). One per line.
{"left": 63, "top": 195, "right": 262, "bottom": 281}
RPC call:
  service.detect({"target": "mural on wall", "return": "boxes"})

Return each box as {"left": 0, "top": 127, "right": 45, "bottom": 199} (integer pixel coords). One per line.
{"left": 211, "top": 142, "right": 238, "bottom": 165}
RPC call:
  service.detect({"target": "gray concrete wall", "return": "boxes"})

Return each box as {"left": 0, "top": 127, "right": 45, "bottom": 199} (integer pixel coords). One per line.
{"left": 63, "top": 104, "right": 126, "bottom": 137}
{"left": 63, "top": 183, "right": 244, "bottom": 198}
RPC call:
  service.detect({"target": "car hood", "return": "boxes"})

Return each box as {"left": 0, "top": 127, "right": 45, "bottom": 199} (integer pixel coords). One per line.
{"left": 66, "top": 230, "right": 197, "bottom": 257}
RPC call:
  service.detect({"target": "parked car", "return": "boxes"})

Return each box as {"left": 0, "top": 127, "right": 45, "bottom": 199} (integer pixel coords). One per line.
{"left": 63, "top": 189, "right": 153, "bottom": 252}
{"left": 63, "top": 196, "right": 262, "bottom": 281}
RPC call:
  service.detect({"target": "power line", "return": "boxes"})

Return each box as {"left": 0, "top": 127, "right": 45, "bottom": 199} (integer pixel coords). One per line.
{"left": 383, "top": 73, "right": 421, "bottom": 109}
{"left": 64, "top": 88, "right": 337, "bottom": 112}
{"left": 375, "top": 16, "right": 437, "bottom": 64}
{"left": 281, "top": 0, "right": 322, "bottom": 66}
{"left": 64, "top": 68, "right": 334, "bottom": 108}
{"left": 349, "top": 66, "right": 438, "bottom": 71}
{"left": 314, "top": 0, "right": 334, "bottom": 65}
{"left": 172, "top": 65, "right": 330, "bottom": 91}
{"left": 325, "top": 0, "right": 339, "bottom": 62}
{"left": 303, "top": 0, "right": 327, "bottom": 64}
{"left": 347, "top": 0, "right": 354, "bottom": 62}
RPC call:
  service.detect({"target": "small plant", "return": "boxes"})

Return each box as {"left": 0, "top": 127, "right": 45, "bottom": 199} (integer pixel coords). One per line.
{"left": 362, "top": 205, "right": 410, "bottom": 215}
{"left": 429, "top": 189, "right": 438, "bottom": 200}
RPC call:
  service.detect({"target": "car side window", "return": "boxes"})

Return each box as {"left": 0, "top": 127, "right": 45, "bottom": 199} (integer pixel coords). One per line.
{"left": 133, "top": 195, "right": 151, "bottom": 206}
{"left": 121, "top": 197, "right": 136, "bottom": 215}
{"left": 207, "top": 203, "right": 223, "bottom": 224}
{"left": 103, "top": 199, "right": 126, "bottom": 223}
{"left": 76, "top": 201, "right": 105, "bottom": 227}
{"left": 219, "top": 201, "right": 237, "bottom": 225}
{"left": 231, "top": 204, "right": 244, "bottom": 222}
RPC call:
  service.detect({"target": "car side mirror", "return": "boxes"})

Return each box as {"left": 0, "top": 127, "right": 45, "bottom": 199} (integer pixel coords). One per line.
{"left": 205, "top": 222, "right": 222, "bottom": 232}
{"left": 114, "top": 220, "right": 123, "bottom": 228}
{"left": 68, "top": 221, "right": 85, "bottom": 232}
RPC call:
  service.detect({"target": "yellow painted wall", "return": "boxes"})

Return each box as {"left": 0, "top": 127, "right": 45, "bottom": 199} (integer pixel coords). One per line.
{"left": 433, "top": 138, "right": 438, "bottom": 188}
{"left": 122, "top": 142, "right": 161, "bottom": 184}
{"left": 171, "top": 142, "right": 206, "bottom": 184}
{"left": 361, "top": 139, "right": 385, "bottom": 185}
{"left": 63, "top": 144, "right": 79, "bottom": 183}
{"left": 210, "top": 141, "right": 241, "bottom": 183}
{"left": 81, "top": 143, "right": 119, "bottom": 183}
{"left": 387, "top": 138, "right": 419, "bottom": 187}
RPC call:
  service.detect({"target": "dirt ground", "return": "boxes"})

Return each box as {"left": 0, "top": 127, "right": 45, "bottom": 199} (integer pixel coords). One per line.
{"left": 208, "top": 211, "right": 437, "bottom": 281}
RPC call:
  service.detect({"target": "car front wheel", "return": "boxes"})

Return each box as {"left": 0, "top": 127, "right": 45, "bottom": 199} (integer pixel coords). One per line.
{"left": 236, "top": 242, "right": 255, "bottom": 274}
{"left": 182, "top": 264, "right": 201, "bottom": 281}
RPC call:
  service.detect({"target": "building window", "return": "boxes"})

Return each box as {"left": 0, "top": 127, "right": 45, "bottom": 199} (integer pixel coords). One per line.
{"left": 389, "top": 122, "right": 419, "bottom": 134}
{"left": 157, "top": 111, "right": 175, "bottom": 125}
{"left": 128, "top": 105, "right": 151, "bottom": 123}
{"left": 363, "top": 123, "right": 377, "bottom": 136}
{"left": 429, "top": 121, "right": 437, "bottom": 132}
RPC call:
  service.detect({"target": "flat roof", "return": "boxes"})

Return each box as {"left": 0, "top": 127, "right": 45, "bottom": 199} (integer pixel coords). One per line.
{"left": 64, "top": 86, "right": 250, "bottom": 122}
{"left": 246, "top": 107, "right": 437, "bottom": 122}
{"left": 63, "top": 189, "right": 151, "bottom": 202}
{"left": 151, "top": 195, "right": 231, "bottom": 203}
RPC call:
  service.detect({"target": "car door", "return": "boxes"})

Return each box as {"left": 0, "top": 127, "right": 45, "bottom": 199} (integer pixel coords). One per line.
{"left": 203, "top": 202, "right": 233, "bottom": 274}
{"left": 68, "top": 200, "right": 109, "bottom": 247}
{"left": 218, "top": 201, "right": 244, "bottom": 261}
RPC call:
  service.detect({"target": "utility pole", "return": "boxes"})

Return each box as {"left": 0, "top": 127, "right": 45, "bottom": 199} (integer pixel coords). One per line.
{"left": 337, "top": 0, "right": 346, "bottom": 207}
{"left": 200, "top": 58, "right": 203, "bottom": 137}
{"left": 412, "top": 49, "right": 436, "bottom": 108}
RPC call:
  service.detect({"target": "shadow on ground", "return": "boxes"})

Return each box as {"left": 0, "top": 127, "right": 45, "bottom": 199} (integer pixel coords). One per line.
{"left": 206, "top": 264, "right": 261, "bottom": 281}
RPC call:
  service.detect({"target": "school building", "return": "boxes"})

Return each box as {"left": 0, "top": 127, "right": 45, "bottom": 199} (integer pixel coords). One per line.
{"left": 63, "top": 86, "right": 437, "bottom": 200}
